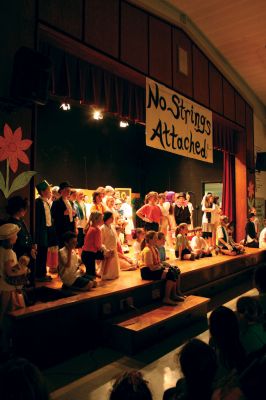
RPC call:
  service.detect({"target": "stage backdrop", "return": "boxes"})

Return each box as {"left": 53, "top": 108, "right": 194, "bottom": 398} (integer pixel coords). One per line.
{"left": 146, "top": 78, "right": 213, "bottom": 163}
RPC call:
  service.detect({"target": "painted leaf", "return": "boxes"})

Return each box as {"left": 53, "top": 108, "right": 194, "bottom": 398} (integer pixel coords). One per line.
{"left": 7, "top": 171, "right": 37, "bottom": 197}
{"left": 0, "top": 170, "right": 7, "bottom": 198}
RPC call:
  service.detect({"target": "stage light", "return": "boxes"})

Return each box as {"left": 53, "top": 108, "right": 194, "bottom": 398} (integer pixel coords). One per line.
{"left": 93, "top": 110, "right": 103, "bottom": 120}
{"left": 60, "top": 102, "right": 71, "bottom": 111}
{"left": 119, "top": 120, "right": 129, "bottom": 128}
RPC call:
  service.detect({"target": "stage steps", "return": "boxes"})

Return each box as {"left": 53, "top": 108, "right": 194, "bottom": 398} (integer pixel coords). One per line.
{"left": 104, "top": 295, "right": 209, "bottom": 354}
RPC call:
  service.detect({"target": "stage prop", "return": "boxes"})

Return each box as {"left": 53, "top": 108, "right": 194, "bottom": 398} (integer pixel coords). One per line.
{"left": 0, "top": 124, "right": 36, "bottom": 198}
{"left": 146, "top": 78, "right": 213, "bottom": 163}
{"left": 8, "top": 248, "right": 266, "bottom": 366}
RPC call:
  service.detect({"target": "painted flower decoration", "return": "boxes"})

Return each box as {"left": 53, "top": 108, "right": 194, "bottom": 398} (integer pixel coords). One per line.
{"left": 0, "top": 123, "right": 36, "bottom": 198}
{"left": 0, "top": 124, "right": 32, "bottom": 173}
{"left": 247, "top": 181, "right": 255, "bottom": 198}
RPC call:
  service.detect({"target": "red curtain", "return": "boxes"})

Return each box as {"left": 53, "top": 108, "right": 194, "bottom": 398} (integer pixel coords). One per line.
{"left": 222, "top": 151, "right": 236, "bottom": 223}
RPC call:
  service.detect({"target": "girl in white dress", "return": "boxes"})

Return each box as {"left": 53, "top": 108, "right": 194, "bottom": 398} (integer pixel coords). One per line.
{"left": 131, "top": 228, "right": 145, "bottom": 266}
{"left": 100, "top": 211, "right": 120, "bottom": 280}
{"left": 186, "top": 193, "right": 194, "bottom": 230}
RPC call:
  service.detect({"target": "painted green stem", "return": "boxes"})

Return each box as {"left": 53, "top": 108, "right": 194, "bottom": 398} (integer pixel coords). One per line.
{"left": 6, "top": 158, "right": 9, "bottom": 196}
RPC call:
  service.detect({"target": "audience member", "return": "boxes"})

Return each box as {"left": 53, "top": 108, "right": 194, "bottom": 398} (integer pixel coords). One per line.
{"left": 254, "top": 263, "right": 266, "bottom": 315}
{"left": 209, "top": 306, "right": 247, "bottom": 378}
{"left": 0, "top": 357, "right": 50, "bottom": 400}
{"left": 109, "top": 370, "right": 153, "bottom": 400}
{"left": 163, "top": 339, "right": 217, "bottom": 400}
{"left": 236, "top": 296, "right": 266, "bottom": 354}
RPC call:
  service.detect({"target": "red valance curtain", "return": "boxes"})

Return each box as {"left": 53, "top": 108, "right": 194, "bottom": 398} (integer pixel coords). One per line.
{"left": 39, "top": 42, "right": 145, "bottom": 122}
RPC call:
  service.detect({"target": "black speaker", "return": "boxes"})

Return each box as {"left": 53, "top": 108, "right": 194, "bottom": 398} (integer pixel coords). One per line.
{"left": 10, "top": 47, "right": 52, "bottom": 105}
{"left": 256, "top": 152, "right": 266, "bottom": 171}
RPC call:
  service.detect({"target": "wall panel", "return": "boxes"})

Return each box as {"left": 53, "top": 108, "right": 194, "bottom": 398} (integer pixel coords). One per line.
{"left": 223, "top": 79, "right": 235, "bottom": 121}
{"left": 192, "top": 46, "right": 209, "bottom": 107}
{"left": 121, "top": 2, "right": 148, "bottom": 74}
{"left": 235, "top": 93, "right": 246, "bottom": 127}
{"left": 39, "top": 0, "right": 83, "bottom": 39}
{"left": 149, "top": 16, "right": 172, "bottom": 87}
{"left": 172, "top": 28, "right": 193, "bottom": 97}
{"left": 84, "top": 0, "right": 119, "bottom": 58}
{"left": 209, "top": 64, "right": 223, "bottom": 114}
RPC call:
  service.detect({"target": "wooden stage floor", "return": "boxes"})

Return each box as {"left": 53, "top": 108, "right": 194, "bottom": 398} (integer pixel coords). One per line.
{"left": 10, "top": 247, "right": 266, "bottom": 319}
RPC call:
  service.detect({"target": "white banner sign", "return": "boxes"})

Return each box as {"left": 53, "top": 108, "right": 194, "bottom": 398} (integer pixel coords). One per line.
{"left": 146, "top": 78, "right": 213, "bottom": 163}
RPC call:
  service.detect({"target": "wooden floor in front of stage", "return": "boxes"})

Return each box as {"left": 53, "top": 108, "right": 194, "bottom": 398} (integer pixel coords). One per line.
{"left": 10, "top": 247, "right": 265, "bottom": 319}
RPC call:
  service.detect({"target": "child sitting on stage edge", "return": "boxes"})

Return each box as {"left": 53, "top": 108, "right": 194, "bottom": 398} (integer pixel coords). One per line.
{"left": 190, "top": 227, "right": 213, "bottom": 257}
{"left": 175, "top": 223, "right": 197, "bottom": 261}
{"left": 59, "top": 231, "right": 96, "bottom": 291}
{"left": 140, "top": 230, "right": 184, "bottom": 305}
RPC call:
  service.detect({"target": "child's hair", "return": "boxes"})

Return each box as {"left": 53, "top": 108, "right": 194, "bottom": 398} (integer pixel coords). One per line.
{"left": 194, "top": 226, "right": 202, "bottom": 232}
{"left": 103, "top": 211, "right": 113, "bottom": 223}
{"left": 109, "top": 370, "right": 152, "bottom": 400}
{"left": 236, "top": 296, "right": 263, "bottom": 323}
{"left": 145, "top": 191, "right": 158, "bottom": 204}
{"left": 92, "top": 191, "right": 101, "bottom": 203}
{"left": 157, "top": 231, "right": 165, "bottom": 240}
{"left": 132, "top": 228, "right": 144, "bottom": 240}
{"left": 88, "top": 211, "right": 102, "bottom": 225}
{"left": 177, "top": 223, "right": 188, "bottom": 234}
{"left": 158, "top": 193, "right": 166, "bottom": 200}
{"left": 175, "top": 226, "right": 180, "bottom": 236}
{"left": 141, "top": 230, "right": 157, "bottom": 251}
{"left": 62, "top": 231, "right": 77, "bottom": 243}
{"left": 6, "top": 196, "right": 28, "bottom": 216}
{"left": 204, "top": 193, "right": 213, "bottom": 208}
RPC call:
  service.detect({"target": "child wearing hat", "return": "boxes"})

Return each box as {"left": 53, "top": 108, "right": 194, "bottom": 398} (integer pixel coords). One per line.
{"left": 35, "top": 180, "right": 57, "bottom": 281}
{"left": 0, "top": 224, "right": 29, "bottom": 322}
{"left": 174, "top": 192, "right": 191, "bottom": 226}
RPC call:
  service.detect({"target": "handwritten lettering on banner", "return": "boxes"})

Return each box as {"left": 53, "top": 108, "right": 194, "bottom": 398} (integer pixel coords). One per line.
{"left": 146, "top": 78, "right": 213, "bottom": 163}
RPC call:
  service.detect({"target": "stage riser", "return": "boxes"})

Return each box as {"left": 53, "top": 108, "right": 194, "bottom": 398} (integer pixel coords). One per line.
{"left": 181, "top": 253, "right": 265, "bottom": 292}
{"left": 104, "top": 305, "right": 208, "bottom": 355}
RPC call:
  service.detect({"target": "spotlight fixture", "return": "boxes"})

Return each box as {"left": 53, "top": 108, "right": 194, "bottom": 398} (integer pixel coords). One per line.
{"left": 93, "top": 110, "right": 103, "bottom": 120}
{"left": 119, "top": 120, "right": 129, "bottom": 128}
{"left": 60, "top": 102, "right": 71, "bottom": 111}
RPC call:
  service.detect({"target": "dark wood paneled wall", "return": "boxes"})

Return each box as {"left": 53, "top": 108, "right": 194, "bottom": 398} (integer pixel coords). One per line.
{"left": 38, "top": 0, "right": 251, "bottom": 129}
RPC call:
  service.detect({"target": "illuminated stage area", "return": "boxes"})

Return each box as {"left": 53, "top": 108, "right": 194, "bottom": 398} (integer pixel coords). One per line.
{"left": 8, "top": 248, "right": 266, "bottom": 367}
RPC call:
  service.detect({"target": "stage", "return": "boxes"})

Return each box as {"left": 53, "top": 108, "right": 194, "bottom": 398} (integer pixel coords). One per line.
{"left": 8, "top": 247, "right": 266, "bottom": 366}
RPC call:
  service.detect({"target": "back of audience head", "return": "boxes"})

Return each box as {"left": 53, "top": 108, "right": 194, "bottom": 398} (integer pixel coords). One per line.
{"left": 0, "top": 357, "right": 50, "bottom": 400}
{"left": 254, "top": 263, "right": 266, "bottom": 294}
{"left": 179, "top": 339, "right": 217, "bottom": 399}
{"left": 209, "top": 306, "right": 246, "bottom": 371}
{"left": 109, "top": 370, "right": 152, "bottom": 400}
{"left": 237, "top": 296, "right": 263, "bottom": 324}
